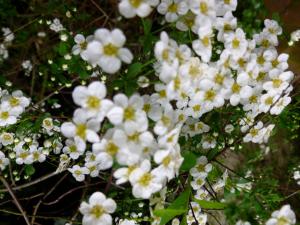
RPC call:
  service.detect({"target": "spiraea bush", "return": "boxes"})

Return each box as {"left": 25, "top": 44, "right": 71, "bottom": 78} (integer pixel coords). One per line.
{"left": 0, "top": 0, "right": 299, "bottom": 225}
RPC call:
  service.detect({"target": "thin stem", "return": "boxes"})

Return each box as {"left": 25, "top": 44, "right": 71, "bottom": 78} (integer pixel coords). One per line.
{"left": 0, "top": 175, "right": 31, "bottom": 225}
{"left": 0, "top": 171, "right": 60, "bottom": 193}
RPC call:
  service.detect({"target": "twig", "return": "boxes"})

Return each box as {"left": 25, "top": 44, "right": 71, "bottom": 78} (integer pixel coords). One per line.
{"left": 42, "top": 182, "right": 102, "bottom": 206}
{"left": 0, "top": 171, "right": 59, "bottom": 193}
{"left": 0, "top": 175, "right": 31, "bottom": 225}
{"left": 0, "top": 192, "right": 44, "bottom": 207}
{"left": 31, "top": 173, "right": 68, "bottom": 224}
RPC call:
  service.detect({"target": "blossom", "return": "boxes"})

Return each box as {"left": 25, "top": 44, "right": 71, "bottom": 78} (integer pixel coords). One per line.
{"left": 68, "top": 165, "right": 89, "bottom": 182}
{"left": 61, "top": 108, "right": 100, "bottom": 144}
{"left": 266, "top": 205, "right": 296, "bottom": 225}
{"left": 224, "top": 28, "right": 248, "bottom": 60}
{"left": 0, "top": 151, "right": 9, "bottom": 170}
{"left": 79, "top": 192, "right": 116, "bottom": 225}
{"left": 106, "top": 94, "right": 148, "bottom": 135}
{"left": 129, "top": 160, "right": 163, "bottom": 199}
{"left": 118, "top": 0, "right": 159, "bottom": 18}
{"left": 72, "top": 81, "right": 113, "bottom": 120}
{"left": 83, "top": 28, "right": 133, "bottom": 73}
{"left": 157, "top": 0, "right": 189, "bottom": 22}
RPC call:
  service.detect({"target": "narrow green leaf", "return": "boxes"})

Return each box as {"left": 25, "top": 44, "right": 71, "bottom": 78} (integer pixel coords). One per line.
{"left": 154, "top": 185, "right": 191, "bottom": 225}
{"left": 154, "top": 209, "right": 186, "bottom": 224}
{"left": 193, "top": 199, "right": 226, "bottom": 210}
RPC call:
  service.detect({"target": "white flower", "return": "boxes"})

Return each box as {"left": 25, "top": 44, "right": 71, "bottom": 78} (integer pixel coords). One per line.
{"left": 189, "top": 0, "right": 216, "bottom": 19}
{"left": 118, "top": 0, "right": 159, "bottom": 18}
{"left": 72, "top": 81, "right": 113, "bottom": 120}
{"left": 61, "top": 108, "right": 100, "bottom": 144}
{"left": 0, "top": 102, "right": 18, "bottom": 127}
{"left": 266, "top": 205, "right": 296, "bottom": 225}
{"left": 85, "top": 28, "right": 133, "bottom": 74}
{"left": 263, "top": 19, "right": 282, "bottom": 37}
{"left": 0, "top": 151, "right": 9, "bottom": 170}
{"left": 236, "top": 220, "right": 251, "bottom": 225}
{"left": 107, "top": 94, "right": 148, "bottom": 135}
{"left": 157, "top": 0, "right": 189, "bottom": 23}
{"left": 129, "top": 160, "right": 163, "bottom": 199}
{"left": 216, "top": 0, "right": 237, "bottom": 16}
{"left": 191, "top": 176, "right": 206, "bottom": 190}
{"left": 225, "top": 124, "right": 234, "bottom": 133}
{"left": 190, "top": 156, "right": 212, "bottom": 178}
{"left": 0, "top": 132, "right": 14, "bottom": 146}
{"left": 224, "top": 28, "right": 248, "bottom": 60}
{"left": 243, "top": 121, "right": 264, "bottom": 143}
{"left": 119, "top": 219, "right": 138, "bottom": 225}
{"left": 72, "top": 34, "right": 93, "bottom": 58}
{"left": 63, "top": 138, "right": 86, "bottom": 160}
{"left": 270, "top": 95, "right": 291, "bottom": 115}
{"left": 42, "top": 118, "right": 54, "bottom": 131}
{"left": 263, "top": 70, "right": 293, "bottom": 93}
{"left": 152, "top": 146, "right": 183, "bottom": 180}
{"left": 79, "top": 192, "right": 116, "bottom": 225}
{"left": 14, "top": 142, "right": 35, "bottom": 165}
{"left": 68, "top": 165, "right": 89, "bottom": 182}
{"left": 114, "top": 165, "right": 138, "bottom": 185}
{"left": 1, "top": 90, "right": 30, "bottom": 114}
{"left": 192, "top": 25, "right": 213, "bottom": 62}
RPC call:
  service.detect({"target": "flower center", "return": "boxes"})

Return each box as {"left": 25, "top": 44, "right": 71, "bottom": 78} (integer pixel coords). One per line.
{"left": 168, "top": 3, "right": 178, "bottom": 13}
{"left": 202, "top": 36, "right": 210, "bottom": 47}
{"left": 103, "top": 43, "right": 118, "bottom": 56}
{"left": 138, "top": 173, "right": 152, "bottom": 186}
{"left": 200, "top": 2, "right": 208, "bottom": 14}
{"left": 76, "top": 124, "right": 87, "bottom": 139}
{"left": 124, "top": 106, "right": 135, "bottom": 121}
{"left": 0, "top": 111, "right": 9, "bottom": 120}
{"left": 265, "top": 97, "right": 273, "bottom": 105}
{"left": 204, "top": 90, "right": 216, "bottom": 101}
{"left": 129, "top": 0, "right": 142, "bottom": 8}
{"left": 162, "top": 156, "right": 172, "bottom": 166}
{"left": 90, "top": 205, "right": 105, "bottom": 218}
{"left": 106, "top": 141, "right": 118, "bottom": 156}
{"left": 249, "top": 95, "right": 257, "bottom": 103}
{"left": 272, "top": 79, "right": 282, "bottom": 88}
{"left": 79, "top": 41, "right": 87, "bottom": 49}
{"left": 231, "top": 83, "right": 241, "bottom": 93}
{"left": 215, "top": 73, "right": 224, "bottom": 85}
{"left": 232, "top": 38, "right": 240, "bottom": 49}
{"left": 9, "top": 97, "right": 20, "bottom": 107}
{"left": 193, "top": 104, "right": 201, "bottom": 112}
{"left": 128, "top": 132, "right": 139, "bottom": 142}
{"left": 87, "top": 96, "right": 100, "bottom": 109}
{"left": 277, "top": 217, "right": 289, "bottom": 225}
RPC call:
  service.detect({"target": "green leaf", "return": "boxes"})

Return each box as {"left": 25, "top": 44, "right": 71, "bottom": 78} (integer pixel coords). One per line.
{"left": 180, "top": 152, "right": 197, "bottom": 172}
{"left": 142, "top": 18, "right": 152, "bottom": 35}
{"left": 25, "top": 165, "right": 35, "bottom": 176}
{"left": 154, "top": 185, "right": 191, "bottom": 225}
{"left": 126, "top": 62, "right": 143, "bottom": 79}
{"left": 154, "top": 209, "right": 186, "bottom": 224}
{"left": 193, "top": 199, "right": 226, "bottom": 210}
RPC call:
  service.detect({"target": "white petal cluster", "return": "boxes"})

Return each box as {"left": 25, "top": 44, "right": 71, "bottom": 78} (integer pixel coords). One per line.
{"left": 0, "top": 89, "right": 30, "bottom": 127}
{"left": 266, "top": 205, "right": 296, "bottom": 225}
{"left": 0, "top": 27, "right": 14, "bottom": 62}
{"left": 72, "top": 29, "right": 133, "bottom": 74}
{"left": 79, "top": 192, "right": 117, "bottom": 225}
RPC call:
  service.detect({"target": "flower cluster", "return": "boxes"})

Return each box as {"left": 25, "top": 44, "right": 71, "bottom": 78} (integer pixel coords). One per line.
{"left": 0, "top": 27, "right": 14, "bottom": 62}
{"left": 57, "top": 0, "right": 296, "bottom": 224}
